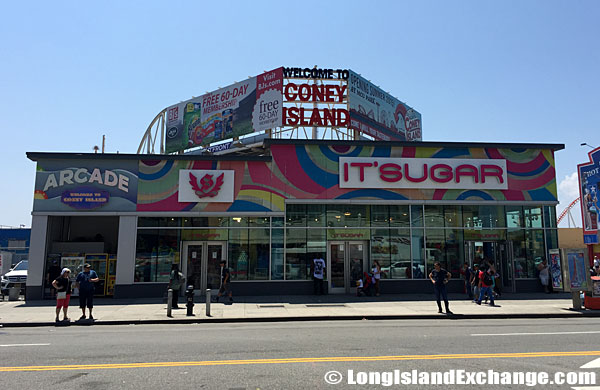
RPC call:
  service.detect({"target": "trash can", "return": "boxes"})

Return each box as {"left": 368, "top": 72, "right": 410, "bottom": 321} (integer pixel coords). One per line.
{"left": 8, "top": 286, "right": 20, "bottom": 301}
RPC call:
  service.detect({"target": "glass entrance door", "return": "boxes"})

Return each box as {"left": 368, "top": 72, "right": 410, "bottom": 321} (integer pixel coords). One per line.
{"left": 464, "top": 241, "right": 515, "bottom": 294}
{"left": 182, "top": 241, "right": 226, "bottom": 292}
{"left": 327, "top": 241, "right": 368, "bottom": 294}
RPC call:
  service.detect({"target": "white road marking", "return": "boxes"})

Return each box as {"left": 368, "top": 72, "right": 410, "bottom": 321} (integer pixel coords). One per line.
{"left": 581, "top": 357, "right": 600, "bottom": 369}
{"left": 471, "top": 331, "right": 600, "bottom": 336}
{"left": 571, "top": 388, "right": 600, "bottom": 390}
{"left": 0, "top": 343, "right": 50, "bottom": 347}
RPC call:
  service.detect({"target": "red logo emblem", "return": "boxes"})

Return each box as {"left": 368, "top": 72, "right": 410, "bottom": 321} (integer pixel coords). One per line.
{"left": 189, "top": 172, "right": 224, "bottom": 198}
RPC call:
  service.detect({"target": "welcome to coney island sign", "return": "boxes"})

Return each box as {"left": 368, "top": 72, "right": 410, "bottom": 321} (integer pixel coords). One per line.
{"left": 164, "top": 66, "right": 422, "bottom": 153}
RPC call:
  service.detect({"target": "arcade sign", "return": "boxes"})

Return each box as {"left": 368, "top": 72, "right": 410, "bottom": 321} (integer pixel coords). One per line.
{"left": 339, "top": 157, "right": 508, "bottom": 190}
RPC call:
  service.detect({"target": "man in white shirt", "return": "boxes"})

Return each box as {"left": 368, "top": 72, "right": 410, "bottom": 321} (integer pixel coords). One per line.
{"left": 312, "top": 257, "right": 326, "bottom": 295}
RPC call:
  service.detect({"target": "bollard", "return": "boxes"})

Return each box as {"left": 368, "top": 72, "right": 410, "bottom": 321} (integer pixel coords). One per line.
{"left": 167, "top": 288, "right": 173, "bottom": 317}
{"left": 186, "top": 285, "right": 195, "bottom": 316}
{"left": 206, "top": 288, "right": 211, "bottom": 317}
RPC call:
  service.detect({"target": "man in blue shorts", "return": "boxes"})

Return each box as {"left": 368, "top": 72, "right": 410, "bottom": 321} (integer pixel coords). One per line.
{"left": 76, "top": 263, "right": 99, "bottom": 320}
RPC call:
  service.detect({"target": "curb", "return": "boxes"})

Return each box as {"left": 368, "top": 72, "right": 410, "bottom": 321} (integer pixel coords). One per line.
{"left": 2, "top": 311, "right": 600, "bottom": 328}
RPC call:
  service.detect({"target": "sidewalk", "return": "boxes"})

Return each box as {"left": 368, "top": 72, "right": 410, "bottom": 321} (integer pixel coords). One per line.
{"left": 1, "top": 293, "right": 598, "bottom": 327}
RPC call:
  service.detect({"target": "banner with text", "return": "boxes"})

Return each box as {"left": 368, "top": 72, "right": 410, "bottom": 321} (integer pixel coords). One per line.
{"left": 165, "top": 68, "right": 283, "bottom": 153}
{"left": 347, "top": 70, "right": 422, "bottom": 141}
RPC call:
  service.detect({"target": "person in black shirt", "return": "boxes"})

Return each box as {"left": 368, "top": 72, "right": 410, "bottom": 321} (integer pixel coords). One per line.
{"left": 429, "top": 262, "right": 453, "bottom": 314}
{"left": 216, "top": 259, "right": 233, "bottom": 304}
{"left": 52, "top": 268, "right": 72, "bottom": 322}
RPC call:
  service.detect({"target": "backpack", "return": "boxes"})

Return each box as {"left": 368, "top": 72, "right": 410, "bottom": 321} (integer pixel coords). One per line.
{"left": 482, "top": 271, "right": 493, "bottom": 286}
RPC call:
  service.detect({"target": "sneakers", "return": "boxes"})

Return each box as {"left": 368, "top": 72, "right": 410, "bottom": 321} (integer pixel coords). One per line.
{"left": 446, "top": 310, "right": 454, "bottom": 315}
{"left": 438, "top": 309, "right": 443, "bottom": 313}
{"left": 88, "top": 315, "right": 94, "bottom": 321}
{"left": 476, "top": 301, "right": 481, "bottom": 305}
{"left": 79, "top": 315, "right": 86, "bottom": 320}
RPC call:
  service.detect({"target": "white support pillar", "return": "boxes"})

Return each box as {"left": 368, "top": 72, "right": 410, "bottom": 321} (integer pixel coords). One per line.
{"left": 27, "top": 215, "right": 48, "bottom": 289}
{"left": 115, "top": 216, "right": 137, "bottom": 285}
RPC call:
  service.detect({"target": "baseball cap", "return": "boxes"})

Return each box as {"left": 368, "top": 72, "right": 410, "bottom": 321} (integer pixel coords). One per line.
{"left": 83, "top": 263, "right": 91, "bottom": 268}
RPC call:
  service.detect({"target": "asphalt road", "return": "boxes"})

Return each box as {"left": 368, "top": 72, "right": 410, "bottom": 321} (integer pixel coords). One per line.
{"left": 1, "top": 318, "right": 599, "bottom": 389}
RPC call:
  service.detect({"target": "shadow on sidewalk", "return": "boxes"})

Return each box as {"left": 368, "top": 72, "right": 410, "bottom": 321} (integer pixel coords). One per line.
{"left": 15, "top": 292, "right": 572, "bottom": 308}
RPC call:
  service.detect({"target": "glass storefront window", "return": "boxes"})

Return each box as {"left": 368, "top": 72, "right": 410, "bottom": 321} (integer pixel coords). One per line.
{"left": 285, "top": 229, "right": 307, "bottom": 280}
{"left": 307, "top": 230, "right": 326, "bottom": 278}
{"left": 506, "top": 206, "right": 523, "bottom": 228}
{"left": 445, "top": 229, "right": 464, "bottom": 278}
{"left": 509, "top": 229, "right": 528, "bottom": 278}
{"left": 371, "top": 229, "right": 391, "bottom": 278}
{"left": 271, "top": 229, "right": 284, "bottom": 280}
{"left": 411, "top": 205, "right": 424, "bottom": 228}
{"left": 371, "top": 205, "right": 390, "bottom": 227}
{"left": 425, "top": 229, "right": 446, "bottom": 273}
{"left": 411, "top": 229, "right": 425, "bottom": 278}
{"left": 138, "top": 217, "right": 181, "bottom": 228}
{"left": 286, "top": 204, "right": 306, "bottom": 227}
{"left": 327, "top": 204, "right": 369, "bottom": 227}
{"left": 444, "top": 205, "right": 462, "bottom": 228}
{"left": 526, "top": 229, "right": 545, "bottom": 272}
{"left": 229, "top": 217, "right": 249, "bottom": 228}
{"left": 463, "top": 205, "right": 505, "bottom": 228}
{"left": 389, "top": 205, "right": 410, "bottom": 227}
{"left": 182, "top": 217, "right": 228, "bottom": 227}
{"left": 424, "top": 205, "right": 444, "bottom": 228}
{"left": 135, "top": 229, "right": 179, "bottom": 283}
{"left": 307, "top": 204, "right": 326, "bottom": 227}
{"left": 543, "top": 206, "right": 557, "bottom": 228}
{"left": 228, "top": 228, "right": 249, "bottom": 280}
{"left": 248, "top": 217, "right": 269, "bottom": 227}
{"left": 248, "top": 229, "right": 270, "bottom": 280}
{"left": 389, "top": 228, "right": 411, "bottom": 279}
{"left": 545, "top": 229, "right": 558, "bottom": 257}
{"left": 524, "top": 206, "right": 543, "bottom": 228}
{"left": 272, "top": 217, "right": 284, "bottom": 227}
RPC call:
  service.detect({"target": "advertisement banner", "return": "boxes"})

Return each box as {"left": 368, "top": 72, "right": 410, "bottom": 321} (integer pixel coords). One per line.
{"left": 548, "top": 249, "right": 563, "bottom": 290}
{"left": 253, "top": 67, "right": 283, "bottom": 133}
{"left": 578, "top": 147, "right": 600, "bottom": 244}
{"left": 347, "top": 70, "right": 422, "bottom": 141}
{"left": 567, "top": 251, "right": 588, "bottom": 290}
{"left": 165, "top": 102, "right": 187, "bottom": 154}
{"left": 33, "top": 160, "right": 138, "bottom": 212}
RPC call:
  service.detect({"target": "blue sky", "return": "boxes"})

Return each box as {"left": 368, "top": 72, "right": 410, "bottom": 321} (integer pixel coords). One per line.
{"left": 1, "top": 0, "right": 598, "bottom": 227}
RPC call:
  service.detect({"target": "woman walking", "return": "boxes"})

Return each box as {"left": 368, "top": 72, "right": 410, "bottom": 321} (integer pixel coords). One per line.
{"left": 372, "top": 260, "right": 382, "bottom": 296}
{"left": 52, "top": 268, "right": 72, "bottom": 322}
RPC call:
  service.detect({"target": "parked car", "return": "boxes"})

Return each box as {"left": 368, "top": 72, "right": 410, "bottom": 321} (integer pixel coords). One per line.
{"left": 1, "top": 260, "right": 28, "bottom": 295}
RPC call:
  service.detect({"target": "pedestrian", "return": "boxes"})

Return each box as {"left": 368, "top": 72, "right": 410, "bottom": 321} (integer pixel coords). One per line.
{"left": 461, "top": 262, "right": 473, "bottom": 300}
{"left": 471, "top": 264, "right": 480, "bottom": 302}
{"left": 52, "top": 268, "right": 72, "bottom": 322}
{"left": 428, "top": 262, "right": 453, "bottom": 314}
{"left": 537, "top": 258, "right": 550, "bottom": 293}
{"left": 476, "top": 265, "right": 496, "bottom": 306}
{"left": 75, "top": 263, "right": 99, "bottom": 320}
{"left": 216, "top": 259, "right": 233, "bottom": 303}
{"left": 312, "top": 257, "right": 326, "bottom": 295}
{"left": 372, "top": 260, "right": 382, "bottom": 296}
{"left": 168, "top": 263, "right": 184, "bottom": 309}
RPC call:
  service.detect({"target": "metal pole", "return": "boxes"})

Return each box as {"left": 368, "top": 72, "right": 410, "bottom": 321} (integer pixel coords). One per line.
{"left": 206, "top": 289, "right": 211, "bottom": 317}
{"left": 167, "top": 288, "right": 173, "bottom": 317}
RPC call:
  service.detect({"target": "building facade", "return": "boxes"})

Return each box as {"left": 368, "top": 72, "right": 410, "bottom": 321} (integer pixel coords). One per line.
{"left": 26, "top": 140, "right": 563, "bottom": 299}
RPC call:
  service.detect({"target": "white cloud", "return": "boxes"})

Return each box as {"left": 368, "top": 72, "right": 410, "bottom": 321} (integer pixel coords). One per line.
{"left": 557, "top": 172, "right": 582, "bottom": 227}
